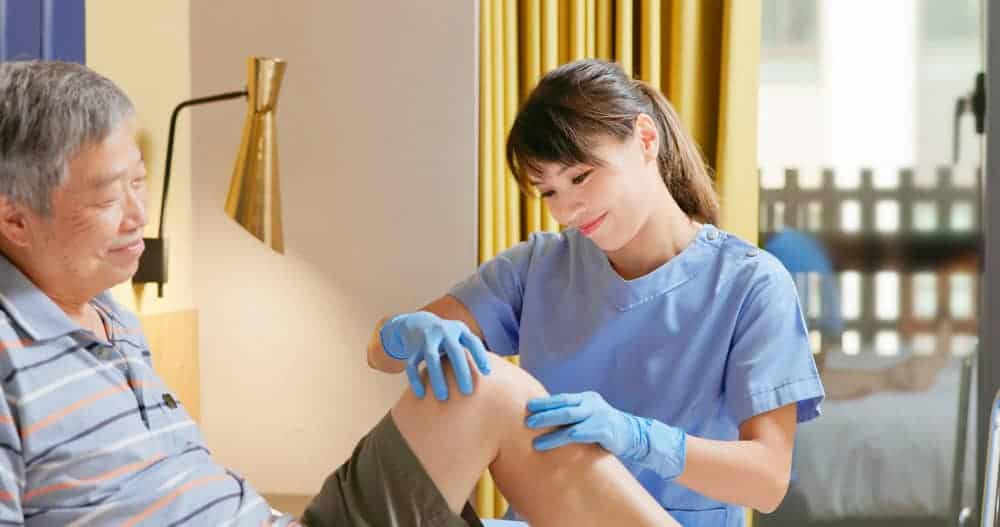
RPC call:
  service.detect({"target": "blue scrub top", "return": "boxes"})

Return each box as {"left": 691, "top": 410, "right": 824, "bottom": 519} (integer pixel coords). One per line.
{"left": 450, "top": 224, "right": 825, "bottom": 527}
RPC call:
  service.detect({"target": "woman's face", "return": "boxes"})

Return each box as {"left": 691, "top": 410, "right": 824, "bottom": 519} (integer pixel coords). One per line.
{"left": 527, "top": 114, "right": 666, "bottom": 252}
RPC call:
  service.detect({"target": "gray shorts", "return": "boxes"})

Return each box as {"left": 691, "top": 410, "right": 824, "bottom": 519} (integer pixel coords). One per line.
{"left": 301, "top": 413, "right": 483, "bottom": 527}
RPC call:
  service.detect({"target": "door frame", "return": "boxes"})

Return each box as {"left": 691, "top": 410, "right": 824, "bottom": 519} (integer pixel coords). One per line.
{"left": 978, "top": 0, "right": 1000, "bottom": 518}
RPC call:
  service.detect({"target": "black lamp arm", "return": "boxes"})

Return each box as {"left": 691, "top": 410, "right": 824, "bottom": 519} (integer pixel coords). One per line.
{"left": 140, "top": 89, "right": 247, "bottom": 298}
{"left": 157, "top": 90, "right": 248, "bottom": 239}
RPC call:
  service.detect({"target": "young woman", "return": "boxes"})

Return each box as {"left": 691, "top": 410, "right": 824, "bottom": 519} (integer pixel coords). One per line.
{"left": 368, "top": 59, "right": 824, "bottom": 527}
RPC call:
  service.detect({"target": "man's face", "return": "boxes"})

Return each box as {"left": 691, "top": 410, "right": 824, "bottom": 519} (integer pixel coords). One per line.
{"left": 17, "top": 121, "right": 148, "bottom": 296}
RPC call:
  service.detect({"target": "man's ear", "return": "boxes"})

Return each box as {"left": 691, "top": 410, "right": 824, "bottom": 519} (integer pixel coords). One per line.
{"left": 0, "top": 197, "right": 33, "bottom": 248}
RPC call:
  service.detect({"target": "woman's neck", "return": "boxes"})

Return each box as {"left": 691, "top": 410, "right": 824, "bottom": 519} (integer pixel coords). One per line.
{"left": 606, "top": 198, "right": 701, "bottom": 281}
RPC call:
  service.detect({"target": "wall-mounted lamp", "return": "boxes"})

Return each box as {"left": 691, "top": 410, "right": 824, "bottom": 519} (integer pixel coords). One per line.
{"left": 134, "top": 57, "right": 286, "bottom": 297}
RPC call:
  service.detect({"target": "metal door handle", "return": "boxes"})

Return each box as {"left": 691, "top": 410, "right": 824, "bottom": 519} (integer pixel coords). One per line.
{"left": 954, "top": 72, "right": 986, "bottom": 164}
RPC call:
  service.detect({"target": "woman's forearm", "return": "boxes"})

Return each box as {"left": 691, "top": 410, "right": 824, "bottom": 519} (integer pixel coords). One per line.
{"left": 675, "top": 435, "right": 791, "bottom": 513}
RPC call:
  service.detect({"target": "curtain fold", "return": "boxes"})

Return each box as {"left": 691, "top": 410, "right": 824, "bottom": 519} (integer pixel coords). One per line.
{"left": 476, "top": 0, "right": 761, "bottom": 521}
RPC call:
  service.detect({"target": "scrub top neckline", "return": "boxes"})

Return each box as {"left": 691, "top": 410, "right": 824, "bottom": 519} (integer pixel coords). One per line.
{"left": 578, "top": 223, "right": 725, "bottom": 311}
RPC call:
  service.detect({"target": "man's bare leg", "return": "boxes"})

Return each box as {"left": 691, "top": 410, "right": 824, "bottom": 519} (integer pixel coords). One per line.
{"left": 390, "top": 354, "right": 676, "bottom": 527}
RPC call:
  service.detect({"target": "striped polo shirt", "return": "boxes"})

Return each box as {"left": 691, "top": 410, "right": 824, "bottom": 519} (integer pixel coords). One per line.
{"left": 0, "top": 253, "right": 297, "bottom": 526}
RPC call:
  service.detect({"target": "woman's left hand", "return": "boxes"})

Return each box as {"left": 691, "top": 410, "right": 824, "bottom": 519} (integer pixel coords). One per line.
{"left": 527, "top": 391, "right": 687, "bottom": 480}
{"left": 525, "top": 391, "right": 641, "bottom": 457}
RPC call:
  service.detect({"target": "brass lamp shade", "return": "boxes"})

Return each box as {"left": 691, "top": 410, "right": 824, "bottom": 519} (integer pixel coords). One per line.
{"left": 225, "top": 57, "right": 286, "bottom": 253}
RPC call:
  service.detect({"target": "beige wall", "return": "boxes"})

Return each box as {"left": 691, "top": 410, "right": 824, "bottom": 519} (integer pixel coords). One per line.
{"left": 86, "top": 0, "right": 195, "bottom": 314}
{"left": 190, "top": 3, "right": 478, "bottom": 493}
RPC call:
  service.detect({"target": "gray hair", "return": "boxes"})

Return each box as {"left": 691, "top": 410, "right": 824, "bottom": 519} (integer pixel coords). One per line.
{"left": 0, "top": 61, "right": 135, "bottom": 215}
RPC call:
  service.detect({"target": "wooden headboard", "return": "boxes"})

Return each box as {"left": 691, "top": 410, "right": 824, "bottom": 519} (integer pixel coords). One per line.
{"left": 138, "top": 309, "right": 200, "bottom": 422}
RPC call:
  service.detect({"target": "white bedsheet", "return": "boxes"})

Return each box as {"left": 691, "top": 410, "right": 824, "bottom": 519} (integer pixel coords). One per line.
{"left": 793, "top": 358, "right": 976, "bottom": 518}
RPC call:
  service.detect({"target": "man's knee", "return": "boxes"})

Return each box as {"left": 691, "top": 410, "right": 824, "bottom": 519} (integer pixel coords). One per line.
{"left": 477, "top": 355, "right": 551, "bottom": 447}
{"left": 480, "top": 353, "right": 547, "bottom": 403}
{"left": 402, "top": 353, "right": 547, "bottom": 430}
{"left": 468, "top": 353, "right": 546, "bottom": 414}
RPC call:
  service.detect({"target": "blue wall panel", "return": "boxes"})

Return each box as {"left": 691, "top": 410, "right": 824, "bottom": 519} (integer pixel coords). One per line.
{"left": 1, "top": 0, "right": 84, "bottom": 62}
{"left": 41, "top": 0, "right": 85, "bottom": 62}
{"left": 0, "top": 0, "right": 43, "bottom": 60}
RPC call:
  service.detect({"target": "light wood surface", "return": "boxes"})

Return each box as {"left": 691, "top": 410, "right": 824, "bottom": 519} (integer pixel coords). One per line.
{"left": 139, "top": 309, "right": 200, "bottom": 423}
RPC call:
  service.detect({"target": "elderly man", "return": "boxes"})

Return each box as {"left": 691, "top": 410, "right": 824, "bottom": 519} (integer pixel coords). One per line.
{"left": 0, "top": 61, "right": 677, "bottom": 527}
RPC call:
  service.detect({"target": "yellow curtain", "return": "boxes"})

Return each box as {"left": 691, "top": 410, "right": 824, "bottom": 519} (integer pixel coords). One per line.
{"left": 477, "top": 0, "right": 761, "bottom": 522}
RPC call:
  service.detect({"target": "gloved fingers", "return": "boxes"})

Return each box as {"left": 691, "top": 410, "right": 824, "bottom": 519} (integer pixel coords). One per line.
{"left": 525, "top": 405, "right": 593, "bottom": 429}
{"left": 423, "top": 343, "right": 450, "bottom": 401}
{"left": 569, "top": 420, "right": 616, "bottom": 447}
{"left": 442, "top": 335, "right": 474, "bottom": 396}
{"left": 458, "top": 332, "right": 491, "bottom": 375}
{"left": 405, "top": 352, "right": 427, "bottom": 399}
{"left": 533, "top": 426, "right": 585, "bottom": 451}
{"left": 526, "top": 392, "right": 584, "bottom": 413}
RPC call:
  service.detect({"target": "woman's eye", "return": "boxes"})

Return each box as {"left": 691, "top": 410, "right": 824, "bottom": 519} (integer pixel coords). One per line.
{"left": 540, "top": 190, "right": 555, "bottom": 198}
{"left": 572, "top": 170, "right": 592, "bottom": 185}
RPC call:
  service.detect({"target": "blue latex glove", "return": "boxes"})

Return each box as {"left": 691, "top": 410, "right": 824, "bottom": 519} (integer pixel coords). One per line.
{"left": 380, "top": 311, "right": 491, "bottom": 400}
{"left": 526, "top": 391, "right": 687, "bottom": 480}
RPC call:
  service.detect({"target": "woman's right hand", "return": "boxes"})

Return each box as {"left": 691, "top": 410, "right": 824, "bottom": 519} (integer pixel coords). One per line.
{"left": 380, "top": 311, "right": 491, "bottom": 400}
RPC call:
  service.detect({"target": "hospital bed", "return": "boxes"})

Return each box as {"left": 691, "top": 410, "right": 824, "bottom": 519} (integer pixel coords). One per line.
{"left": 757, "top": 353, "right": 976, "bottom": 526}
{"left": 756, "top": 166, "right": 982, "bottom": 526}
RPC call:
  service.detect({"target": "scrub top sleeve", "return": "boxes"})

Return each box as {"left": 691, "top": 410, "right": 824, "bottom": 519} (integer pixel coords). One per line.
{"left": 448, "top": 236, "right": 538, "bottom": 357}
{"left": 724, "top": 269, "right": 825, "bottom": 427}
